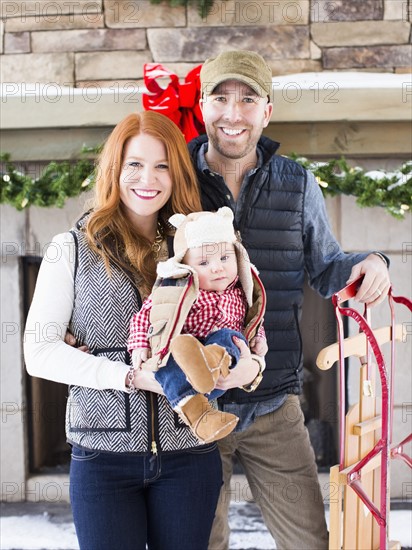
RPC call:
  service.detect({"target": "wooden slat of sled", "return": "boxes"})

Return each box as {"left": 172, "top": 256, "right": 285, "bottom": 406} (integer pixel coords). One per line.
{"left": 317, "top": 326, "right": 403, "bottom": 371}
{"left": 343, "top": 404, "right": 360, "bottom": 549}
{"left": 357, "top": 364, "right": 376, "bottom": 550}
{"left": 329, "top": 465, "right": 343, "bottom": 550}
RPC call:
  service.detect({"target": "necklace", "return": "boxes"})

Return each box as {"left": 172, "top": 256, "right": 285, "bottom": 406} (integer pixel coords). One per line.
{"left": 151, "top": 221, "right": 164, "bottom": 260}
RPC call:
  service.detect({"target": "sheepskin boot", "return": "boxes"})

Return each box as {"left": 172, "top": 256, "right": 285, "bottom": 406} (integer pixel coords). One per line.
{"left": 170, "top": 334, "right": 231, "bottom": 394}
{"left": 177, "top": 394, "right": 238, "bottom": 443}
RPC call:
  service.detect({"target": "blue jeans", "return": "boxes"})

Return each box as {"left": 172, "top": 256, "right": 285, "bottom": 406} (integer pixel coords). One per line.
{"left": 155, "top": 328, "right": 247, "bottom": 408}
{"left": 70, "top": 444, "right": 222, "bottom": 550}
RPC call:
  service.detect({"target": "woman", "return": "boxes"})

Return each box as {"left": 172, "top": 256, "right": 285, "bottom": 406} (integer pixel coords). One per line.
{"left": 24, "top": 112, "right": 233, "bottom": 550}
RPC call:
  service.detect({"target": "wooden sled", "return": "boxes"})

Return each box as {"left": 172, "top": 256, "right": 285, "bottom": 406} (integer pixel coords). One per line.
{"left": 316, "top": 277, "right": 411, "bottom": 550}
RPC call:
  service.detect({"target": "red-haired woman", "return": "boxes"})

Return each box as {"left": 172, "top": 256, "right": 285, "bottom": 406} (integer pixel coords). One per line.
{"left": 24, "top": 112, "right": 222, "bottom": 550}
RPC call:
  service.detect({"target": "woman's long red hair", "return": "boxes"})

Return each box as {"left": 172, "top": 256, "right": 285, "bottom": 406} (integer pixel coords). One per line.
{"left": 86, "top": 111, "right": 202, "bottom": 296}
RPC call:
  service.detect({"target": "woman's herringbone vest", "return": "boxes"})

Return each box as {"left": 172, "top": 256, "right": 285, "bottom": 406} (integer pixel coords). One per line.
{"left": 65, "top": 227, "right": 201, "bottom": 453}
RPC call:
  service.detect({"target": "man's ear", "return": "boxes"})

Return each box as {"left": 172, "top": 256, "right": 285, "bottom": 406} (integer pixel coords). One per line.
{"left": 263, "top": 101, "right": 273, "bottom": 128}
{"left": 199, "top": 96, "right": 205, "bottom": 115}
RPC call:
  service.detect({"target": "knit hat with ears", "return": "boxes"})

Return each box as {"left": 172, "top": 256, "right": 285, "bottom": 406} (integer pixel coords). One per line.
{"left": 158, "top": 207, "right": 256, "bottom": 306}
{"left": 169, "top": 206, "right": 237, "bottom": 262}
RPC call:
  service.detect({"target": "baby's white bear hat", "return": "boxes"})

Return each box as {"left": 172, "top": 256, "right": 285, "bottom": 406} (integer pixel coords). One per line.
{"left": 157, "top": 207, "right": 256, "bottom": 306}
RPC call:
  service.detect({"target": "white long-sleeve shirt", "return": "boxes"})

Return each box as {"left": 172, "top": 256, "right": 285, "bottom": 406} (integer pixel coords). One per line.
{"left": 23, "top": 232, "right": 130, "bottom": 391}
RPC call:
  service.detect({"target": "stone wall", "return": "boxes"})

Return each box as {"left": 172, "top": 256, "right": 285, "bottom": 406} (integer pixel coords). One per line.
{"left": 1, "top": 0, "right": 411, "bottom": 88}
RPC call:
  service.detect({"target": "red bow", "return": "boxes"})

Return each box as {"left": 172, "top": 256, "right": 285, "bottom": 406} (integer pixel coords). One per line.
{"left": 143, "top": 63, "right": 205, "bottom": 143}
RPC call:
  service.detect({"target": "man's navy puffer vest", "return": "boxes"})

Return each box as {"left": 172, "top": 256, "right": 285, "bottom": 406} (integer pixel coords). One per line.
{"left": 189, "top": 135, "right": 308, "bottom": 403}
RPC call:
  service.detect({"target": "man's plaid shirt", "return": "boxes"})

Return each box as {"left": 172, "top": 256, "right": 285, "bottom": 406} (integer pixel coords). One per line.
{"left": 128, "top": 277, "right": 264, "bottom": 351}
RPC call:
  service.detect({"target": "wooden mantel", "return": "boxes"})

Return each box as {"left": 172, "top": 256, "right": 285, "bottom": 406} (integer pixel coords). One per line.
{"left": 1, "top": 72, "right": 411, "bottom": 160}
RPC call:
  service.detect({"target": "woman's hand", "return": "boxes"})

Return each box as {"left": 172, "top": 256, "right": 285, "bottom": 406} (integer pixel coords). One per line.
{"left": 129, "top": 368, "right": 164, "bottom": 395}
{"left": 64, "top": 331, "right": 89, "bottom": 353}
{"left": 214, "top": 336, "right": 259, "bottom": 391}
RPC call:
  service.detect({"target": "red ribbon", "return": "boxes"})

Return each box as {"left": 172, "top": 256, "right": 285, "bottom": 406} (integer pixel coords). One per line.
{"left": 143, "top": 63, "right": 205, "bottom": 143}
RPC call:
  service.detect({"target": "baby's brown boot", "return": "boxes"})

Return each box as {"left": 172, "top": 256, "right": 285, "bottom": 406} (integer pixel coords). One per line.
{"left": 178, "top": 394, "right": 238, "bottom": 443}
{"left": 170, "top": 334, "right": 231, "bottom": 393}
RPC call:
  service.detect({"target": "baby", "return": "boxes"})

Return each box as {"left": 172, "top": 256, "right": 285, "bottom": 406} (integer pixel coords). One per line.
{"left": 128, "top": 207, "right": 267, "bottom": 443}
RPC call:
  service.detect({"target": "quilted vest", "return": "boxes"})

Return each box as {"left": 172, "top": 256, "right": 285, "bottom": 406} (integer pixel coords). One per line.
{"left": 65, "top": 226, "right": 201, "bottom": 453}
{"left": 189, "top": 135, "right": 307, "bottom": 403}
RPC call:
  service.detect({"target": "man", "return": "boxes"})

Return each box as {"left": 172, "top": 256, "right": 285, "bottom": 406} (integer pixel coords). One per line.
{"left": 188, "top": 50, "right": 390, "bottom": 550}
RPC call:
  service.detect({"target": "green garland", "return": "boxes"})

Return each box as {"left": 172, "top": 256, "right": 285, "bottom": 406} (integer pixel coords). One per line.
{"left": 149, "top": 0, "right": 218, "bottom": 18}
{"left": 0, "top": 152, "right": 95, "bottom": 210}
{"left": 291, "top": 156, "right": 411, "bottom": 220}
{"left": 1, "top": 152, "right": 411, "bottom": 219}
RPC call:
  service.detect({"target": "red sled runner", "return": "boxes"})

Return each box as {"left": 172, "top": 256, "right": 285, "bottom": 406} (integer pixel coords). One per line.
{"left": 316, "top": 276, "right": 411, "bottom": 550}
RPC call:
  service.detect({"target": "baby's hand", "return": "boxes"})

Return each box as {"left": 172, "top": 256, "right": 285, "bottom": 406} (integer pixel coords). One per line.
{"left": 132, "top": 348, "right": 149, "bottom": 370}
{"left": 250, "top": 336, "right": 268, "bottom": 357}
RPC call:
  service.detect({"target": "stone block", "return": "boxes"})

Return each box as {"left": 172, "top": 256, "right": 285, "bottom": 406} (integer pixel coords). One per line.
{"left": 28, "top": 195, "right": 94, "bottom": 253}
{"left": 4, "top": 31, "right": 30, "bottom": 53}
{"left": 0, "top": 407, "right": 26, "bottom": 502}
{"left": 311, "top": 21, "right": 411, "bottom": 47}
{"left": 2, "top": 128, "right": 115, "bottom": 161}
{"left": 104, "top": 0, "right": 185, "bottom": 28}
{"left": 26, "top": 475, "right": 70, "bottom": 503}
{"left": 149, "top": 62, "right": 201, "bottom": 78}
{"left": 5, "top": 14, "right": 104, "bottom": 32}
{"left": 2, "top": 83, "right": 143, "bottom": 129}
{"left": 0, "top": 20, "right": 4, "bottom": 54}
{"left": 0, "top": 259, "right": 24, "bottom": 405}
{"left": 310, "top": 0, "right": 383, "bottom": 22}
{"left": 75, "top": 50, "right": 151, "bottom": 80}
{"left": 384, "top": 0, "right": 408, "bottom": 20}
{"left": 0, "top": 0, "right": 102, "bottom": 18}
{"left": 339, "top": 195, "right": 412, "bottom": 253}
{"left": 0, "top": 204, "right": 26, "bottom": 251}
{"left": 188, "top": 0, "right": 309, "bottom": 26}
{"left": 324, "top": 45, "right": 412, "bottom": 69}
{"left": 310, "top": 40, "right": 322, "bottom": 60}
{"left": 267, "top": 121, "right": 411, "bottom": 157}
{"left": 148, "top": 26, "right": 309, "bottom": 62}
{"left": 270, "top": 59, "right": 321, "bottom": 75}
{"left": 32, "top": 28, "right": 146, "bottom": 53}
{"left": 1, "top": 53, "right": 74, "bottom": 85}
{"left": 77, "top": 79, "right": 145, "bottom": 91}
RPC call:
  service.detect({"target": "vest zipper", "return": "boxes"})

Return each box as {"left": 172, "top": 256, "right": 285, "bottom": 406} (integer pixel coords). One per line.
{"left": 149, "top": 392, "right": 158, "bottom": 455}
{"left": 293, "top": 303, "right": 303, "bottom": 373}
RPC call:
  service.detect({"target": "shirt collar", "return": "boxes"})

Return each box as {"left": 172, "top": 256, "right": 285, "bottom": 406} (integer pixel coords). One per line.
{"left": 198, "top": 143, "right": 263, "bottom": 178}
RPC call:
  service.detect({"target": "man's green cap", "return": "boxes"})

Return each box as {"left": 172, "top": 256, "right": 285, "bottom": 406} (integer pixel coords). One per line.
{"left": 200, "top": 50, "right": 272, "bottom": 98}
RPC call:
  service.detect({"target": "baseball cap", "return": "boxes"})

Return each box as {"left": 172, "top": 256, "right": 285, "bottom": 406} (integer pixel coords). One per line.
{"left": 200, "top": 50, "right": 272, "bottom": 98}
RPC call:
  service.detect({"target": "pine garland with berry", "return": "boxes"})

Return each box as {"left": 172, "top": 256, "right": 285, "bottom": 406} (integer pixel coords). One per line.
{"left": 1, "top": 151, "right": 411, "bottom": 219}
{"left": 0, "top": 152, "right": 95, "bottom": 211}
{"left": 149, "top": 0, "right": 217, "bottom": 18}
{"left": 291, "top": 155, "right": 411, "bottom": 220}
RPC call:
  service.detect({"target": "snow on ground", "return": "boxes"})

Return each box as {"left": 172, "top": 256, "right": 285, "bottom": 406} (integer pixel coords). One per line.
{"left": 1, "top": 503, "right": 411, "bottom": 550}
{"left": 1, "top": 512, "right": 79, "bottom": 550}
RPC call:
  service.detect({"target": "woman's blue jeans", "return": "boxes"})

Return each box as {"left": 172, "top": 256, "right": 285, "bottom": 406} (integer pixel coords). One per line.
{"left": 70, "top": 444, "right": 222, "bottom": 550}
{"left": 155, "top": 328, "right": 247, "bottom": 408}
